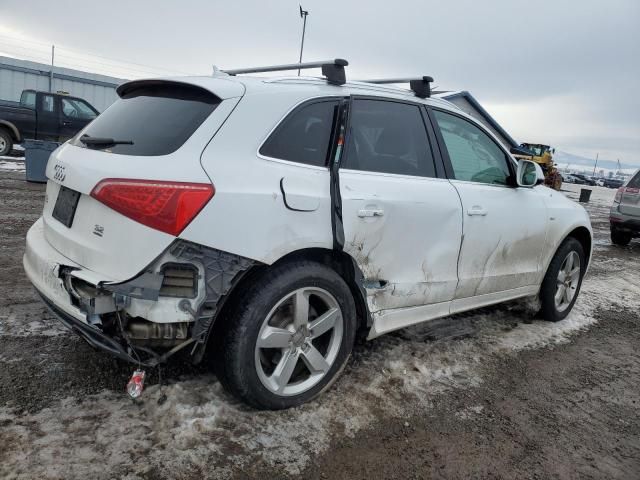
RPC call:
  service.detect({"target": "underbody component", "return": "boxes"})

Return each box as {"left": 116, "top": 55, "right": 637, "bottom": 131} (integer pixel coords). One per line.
{"left": 126, "top": 319, "right": 189, "bottom": 347}
{"left": 105, "top": 272, "right": 164, "bottom": 300}
{"left": 167, "top": 240, "right": 257, "bottom": 361}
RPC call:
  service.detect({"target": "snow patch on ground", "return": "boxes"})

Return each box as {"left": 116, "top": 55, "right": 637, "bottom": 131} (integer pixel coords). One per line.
{"left": 0, "top": 158, "right": 25, "bottom": 172}
{"left": 2, "top": 266, "right": 635, "bottom": 479}
{"left": 1, "top": 179, "right": 635, "bottom": 479}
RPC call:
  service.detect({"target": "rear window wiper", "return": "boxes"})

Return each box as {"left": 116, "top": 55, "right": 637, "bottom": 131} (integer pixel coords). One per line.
{"left": 80, "top": 135, "right": 134, "bottom": 147}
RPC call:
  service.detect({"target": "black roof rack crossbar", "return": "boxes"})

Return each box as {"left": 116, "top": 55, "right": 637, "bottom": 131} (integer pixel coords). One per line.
{"left": 360, "top": 76, "right": 434, "bottom": 98}
{"left": 222, "top": 59, "right": 349, "bottom": 85}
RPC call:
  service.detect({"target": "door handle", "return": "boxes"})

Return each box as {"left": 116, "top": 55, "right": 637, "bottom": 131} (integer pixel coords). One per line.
{"left": 467, "top": 205, "right": 488, "bottom": 216}
{"left": 62, "top": 121, "right": 71, "bottom": 126}
{"left": 357, "top": 209, "right": 384, "bottom": 218}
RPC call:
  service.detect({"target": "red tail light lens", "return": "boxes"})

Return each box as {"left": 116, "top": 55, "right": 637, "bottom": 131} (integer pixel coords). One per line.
{"left": 614, "top": 187, "right": 624, "bottom": 204}
{"left": 90, "top": 179, "right": 214, "bottom": 236}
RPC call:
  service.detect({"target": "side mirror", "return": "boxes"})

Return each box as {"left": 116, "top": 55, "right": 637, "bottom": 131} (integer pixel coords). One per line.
{"left": 517, "top": 159, "right": 544, "bottom": 188}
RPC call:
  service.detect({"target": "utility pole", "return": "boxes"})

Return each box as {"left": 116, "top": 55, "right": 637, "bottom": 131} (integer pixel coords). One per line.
{"left": 298, "top": 5, "right": 309, "bottom": 76}
{"left": 592, "top": 152, "right": 598, "bottom": 177}
{"left": 49, "top": 45, "right": 55, "bottom": 93}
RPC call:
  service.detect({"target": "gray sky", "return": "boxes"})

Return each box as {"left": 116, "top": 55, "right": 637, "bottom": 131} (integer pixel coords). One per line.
{"left": 1, "top": 0, "right": 638, "bottom": 164}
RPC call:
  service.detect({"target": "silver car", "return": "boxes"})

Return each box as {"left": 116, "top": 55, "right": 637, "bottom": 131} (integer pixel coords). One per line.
{"left": 610, "top": 169, "right": 640, "bottom": 245}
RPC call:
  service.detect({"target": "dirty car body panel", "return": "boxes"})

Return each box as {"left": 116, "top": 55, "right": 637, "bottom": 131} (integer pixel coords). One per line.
{"left": 24, "top": 73, "right": 592, "bottom": 401}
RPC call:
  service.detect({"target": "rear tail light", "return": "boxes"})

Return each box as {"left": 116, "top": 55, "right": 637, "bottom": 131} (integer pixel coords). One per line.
{"left": 614, "top": 187, "right": 623, "bottom": 204}
{"left": 90, "top": 179, "right": 214, "bottom": 236}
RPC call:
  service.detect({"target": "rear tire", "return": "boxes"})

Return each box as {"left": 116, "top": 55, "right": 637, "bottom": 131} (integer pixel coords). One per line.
{"left": 611, "top": 228, "right": 632, "bottom": 246}
{"left": 0, "top": 129, "right": 12, "bottom": 156}
{"left": 215, "top": 260, "right": 357, "bottom": 410}
{"left": 539, "top": 237, "right": 586, "bottom": 322}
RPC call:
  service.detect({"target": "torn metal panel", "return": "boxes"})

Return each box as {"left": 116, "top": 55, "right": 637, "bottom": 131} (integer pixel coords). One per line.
{"left": 167, "top": 240, "right": 257, "bottom": 358}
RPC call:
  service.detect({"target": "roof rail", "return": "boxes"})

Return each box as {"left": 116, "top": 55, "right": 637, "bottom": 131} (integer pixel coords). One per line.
{"left": 359, "top": 76, "right": 434, "bottom": 98}
{"left": 222, "top": 58, "right": 349, "bottom": 86}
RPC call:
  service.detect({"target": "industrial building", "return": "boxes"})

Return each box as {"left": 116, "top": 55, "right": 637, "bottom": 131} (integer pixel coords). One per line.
{"left": 0, "top": 55, "right": 124, "bottom": 112}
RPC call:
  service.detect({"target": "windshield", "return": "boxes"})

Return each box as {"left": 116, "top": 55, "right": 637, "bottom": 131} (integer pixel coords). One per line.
{"left": 521, "top": 144, "right": 547, "bottom": 156}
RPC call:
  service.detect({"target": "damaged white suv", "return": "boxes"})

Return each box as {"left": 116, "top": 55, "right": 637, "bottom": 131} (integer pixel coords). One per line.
{"left": 24, "top": 59, "right": 592, "bottom": 409}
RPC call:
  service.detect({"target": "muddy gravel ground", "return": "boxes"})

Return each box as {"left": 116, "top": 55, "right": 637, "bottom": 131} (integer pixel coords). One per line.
{"left": 0, "top": 163, "right": 639, "bottom": 479}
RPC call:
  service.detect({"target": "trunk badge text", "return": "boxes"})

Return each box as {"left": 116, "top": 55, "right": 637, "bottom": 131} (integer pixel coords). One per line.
{"left": 93, "top": 224, "right": 104, "bottom": 237}
{"left": 53, "top": 164, "right": 66, "bottom": 182}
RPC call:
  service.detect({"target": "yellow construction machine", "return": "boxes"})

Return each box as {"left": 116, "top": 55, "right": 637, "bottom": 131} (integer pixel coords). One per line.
{"left": 512, "top": 143, "right": 562, "bottom": 190}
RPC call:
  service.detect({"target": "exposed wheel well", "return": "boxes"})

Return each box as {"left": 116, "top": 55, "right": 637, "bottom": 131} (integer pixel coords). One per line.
{"left": 566, "top": 226, "right": 592, "bottom": 266}
{"left": 206, "top": 248, "right": 371, "bottom": 357}
{"left": 271, "top": 248, "right": 371, "bottom": 331}
{"left": 0, "top": 123, "right": 19, "bottom": 142}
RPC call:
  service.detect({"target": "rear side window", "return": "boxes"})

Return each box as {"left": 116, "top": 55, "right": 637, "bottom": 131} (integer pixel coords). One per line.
{"left": 342, "top": 99, "right": 436, "bottom": 178}
{"left": 73, "top": 83, "right": 220, "bottom": 156}
{"left": 260, "top": 100, "right": 339, "bottom": 167}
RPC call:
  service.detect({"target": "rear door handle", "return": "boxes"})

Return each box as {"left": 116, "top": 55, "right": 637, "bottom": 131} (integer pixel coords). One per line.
{"left": 357, "top": 209, "right": 384, "bottom": 218}
{"left": 467, "top": 205, "right": 487, "bottom": 216}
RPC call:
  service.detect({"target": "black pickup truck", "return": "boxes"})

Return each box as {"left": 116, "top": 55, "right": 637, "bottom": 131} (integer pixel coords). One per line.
{"left": 0, "top": 89, "right": 99, "bottom": 155}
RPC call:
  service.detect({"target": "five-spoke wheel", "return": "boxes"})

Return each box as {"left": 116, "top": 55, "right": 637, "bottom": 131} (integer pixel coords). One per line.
{"left": 540, "top": 237, "right": 586, "bottom": 322}
{"left": 554, "top": 251, "right": 581, "bottom": 312}
{"left": 255, "top": 287, "right": 344, "bottom": 396}
{"left": 215, "top": 261, "right": 356, "bottom": 410}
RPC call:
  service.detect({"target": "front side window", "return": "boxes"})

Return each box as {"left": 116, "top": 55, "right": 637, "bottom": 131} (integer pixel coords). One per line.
{"left": 62, "top": 98, "right": 98, "bottom": 120}
{"left": 434, "top": 110, "right": 511, "bottom": 185}
{"left": 342, "top": 99, "right": 436, "bottom": 177}
{"left": 260, "top": 100, "right": 339, "bottom": 167}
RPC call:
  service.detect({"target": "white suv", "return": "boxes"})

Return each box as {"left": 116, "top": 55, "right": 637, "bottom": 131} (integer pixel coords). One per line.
{"left": 23, "top": 60, "right": 592, "bottom": 409}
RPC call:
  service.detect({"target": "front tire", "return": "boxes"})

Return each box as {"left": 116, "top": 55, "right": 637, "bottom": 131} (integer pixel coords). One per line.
{"left": 539, "top": 237, "right": 586, "bottom": 322}
{"left": 0, "top": 129, "right": 13, "bottom": 156}
{"left": 215, "top": 260, "right": 357, "bottom": 410}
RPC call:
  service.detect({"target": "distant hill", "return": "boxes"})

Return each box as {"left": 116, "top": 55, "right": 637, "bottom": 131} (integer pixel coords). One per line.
{"left": 554, "top": 151, "right": 639, "bottom": 174}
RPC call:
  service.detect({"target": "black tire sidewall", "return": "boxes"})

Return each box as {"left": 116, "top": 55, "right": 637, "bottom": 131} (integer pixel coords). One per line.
{"left": 611, "top": 228, "right": 631, "bottom": 246}
{"left": 217, "top": 261, "right": 357, "bottom": 410}
{"left": 0, "top": 130, "right": 12, "bottom": 156}
{"left": 540, "top": 237, "right": 586, "bottom": 322}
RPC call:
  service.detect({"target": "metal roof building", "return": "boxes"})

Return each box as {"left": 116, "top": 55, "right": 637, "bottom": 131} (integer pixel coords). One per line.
{"left": 0, "top": 56, "right": 125, "bottom": 112}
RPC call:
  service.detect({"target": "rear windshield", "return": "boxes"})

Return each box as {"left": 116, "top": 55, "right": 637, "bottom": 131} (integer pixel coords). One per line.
{"left": 72, "top": 83, "right": 220, "bottom": 156}
{"left": 627, "top": 171, "right": 640, "bottom": 188}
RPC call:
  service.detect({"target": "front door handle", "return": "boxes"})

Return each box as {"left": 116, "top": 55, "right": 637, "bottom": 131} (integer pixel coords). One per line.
{"left": 357, "top": 209, "right": 384, "bottom": 218}
{"left": 467, "top": 205, "right": 488, "bottom": 216}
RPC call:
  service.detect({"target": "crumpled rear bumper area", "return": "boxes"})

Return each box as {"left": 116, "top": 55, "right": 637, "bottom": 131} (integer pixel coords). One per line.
{"left": 24, "top": 217, "right": 258, "bottom": 365}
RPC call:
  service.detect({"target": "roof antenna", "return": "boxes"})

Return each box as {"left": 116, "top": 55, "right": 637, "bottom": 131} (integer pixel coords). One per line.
{"left": 298, "top": 6, "right": 309, "bottom": 76}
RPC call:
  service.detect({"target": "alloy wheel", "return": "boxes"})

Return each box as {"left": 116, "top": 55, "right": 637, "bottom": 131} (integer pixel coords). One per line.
{"left": 254, "top": 287, "right": 344, "bottom": 396}
{"left": 555, "top": 251, "right": 581, "bottom": 312}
